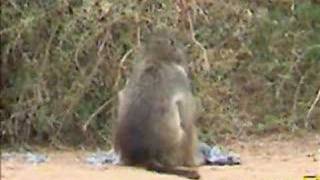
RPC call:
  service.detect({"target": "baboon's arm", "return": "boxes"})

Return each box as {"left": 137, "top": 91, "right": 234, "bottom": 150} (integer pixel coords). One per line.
{"left": 117, "top": 89, "right": 129, "bottom": 122}
{"left": 175, "top": 92, "right": 197, "bottom": 129}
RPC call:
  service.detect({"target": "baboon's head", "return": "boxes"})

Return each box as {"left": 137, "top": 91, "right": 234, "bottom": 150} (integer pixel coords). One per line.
{"left": 142, "top": 29, "right": 188, "bottom": 66}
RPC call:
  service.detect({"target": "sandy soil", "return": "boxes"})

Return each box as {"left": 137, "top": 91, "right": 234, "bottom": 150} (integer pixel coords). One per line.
{"left": 2, "top": 134, "right": 319, "bottom": 180}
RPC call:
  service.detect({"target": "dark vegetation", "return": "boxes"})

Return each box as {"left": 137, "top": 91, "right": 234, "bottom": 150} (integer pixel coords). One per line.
{"left": 1, "top": 0, "right": 319, "bottom": 148}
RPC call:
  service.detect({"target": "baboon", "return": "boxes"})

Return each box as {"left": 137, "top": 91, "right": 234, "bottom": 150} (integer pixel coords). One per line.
{"left": 113, "top": 30, "right": 200, "bottom": 179}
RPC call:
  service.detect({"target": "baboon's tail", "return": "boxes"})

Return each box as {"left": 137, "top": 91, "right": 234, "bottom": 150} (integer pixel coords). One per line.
{"left": 145, "top": 162, "right": 200, "bottom": 179}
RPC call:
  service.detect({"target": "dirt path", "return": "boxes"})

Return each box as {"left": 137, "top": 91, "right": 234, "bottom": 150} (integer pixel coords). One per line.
{"left": 2, "top": 134, "right": 319, "bottom": 180}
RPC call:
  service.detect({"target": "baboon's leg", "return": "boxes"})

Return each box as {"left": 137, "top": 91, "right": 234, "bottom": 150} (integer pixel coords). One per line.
{"left": 176, "top": 93, "right": 198, "bottom": 166}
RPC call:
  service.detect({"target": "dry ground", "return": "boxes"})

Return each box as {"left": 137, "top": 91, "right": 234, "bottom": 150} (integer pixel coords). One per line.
{"left": 2, "top": 134, "right": 319, "bottom": 180}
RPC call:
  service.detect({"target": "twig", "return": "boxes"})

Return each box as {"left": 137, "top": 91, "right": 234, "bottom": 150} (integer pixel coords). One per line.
{"left": 276, "top": 50, "right": 302, "bottom": 100}
{"left": 59, "top": 24, "right": 114, "bottom": 130}
{"left": 176, "top": 0, "right": 209, "bottom": 70}
{"left": 73, "top": 33, "right": 91, "bottom": 76}
{"left": 63, "top": 35, "right": 107, "bottom": 118}
{"left": 36, "top": 27, "right": 56, "bottom": 104}
{"left": 55, "top": 43, "right": 107, "bottom": 140}
{"left": 113, "top": 49, "right": 133, "bottom": 90}
{"left": 290, "top": 74, "right": 306, "bottom": 130}
{"left": 78, "top": 42, "right": 132, "bottom": 133}
{"left": 305, "top": 88, "right": 320, "bottom": 128}
{"left": 82, "top": 97, "right": 114, "bottom": 132}
{"left": 187, "top": 10, "right": 210, "bottom": 71}
{"left": 135, "top": 12, "right": 141, "bottom": 48}
{"left": 194, "top": 3, "right": 209, "bottom": 23}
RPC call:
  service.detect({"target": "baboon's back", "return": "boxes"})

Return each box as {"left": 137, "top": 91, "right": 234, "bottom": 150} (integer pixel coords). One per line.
{"left": 115, "top": 62, "right": 189, "bottom": 166}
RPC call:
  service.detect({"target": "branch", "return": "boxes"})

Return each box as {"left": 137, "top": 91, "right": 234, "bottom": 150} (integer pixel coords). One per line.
{"left": 305, "top": 88, "right": 320, "bottom": 128}
{"left": 187, "top": 8, "right": 210, "bottom": 71}
{"left": 113, "top": 49, "right": 133, "bottom": 90}
{"left": 82, "top": 97, "right": 114, "bottom": 132}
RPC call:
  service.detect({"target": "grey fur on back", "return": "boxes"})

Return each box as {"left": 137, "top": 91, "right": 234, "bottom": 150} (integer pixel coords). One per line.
{"left": 114, "top": 29, "right": 196, "bottom": 167}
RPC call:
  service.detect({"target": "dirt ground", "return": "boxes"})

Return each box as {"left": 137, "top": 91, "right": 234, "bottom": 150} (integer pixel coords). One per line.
{"left": 2, "top": 134, "right": 319, "bottom": 180}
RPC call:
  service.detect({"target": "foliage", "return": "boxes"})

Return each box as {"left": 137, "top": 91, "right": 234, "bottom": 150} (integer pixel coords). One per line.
{"left": 1, "top": 0, "right": 319, "bottom": 147}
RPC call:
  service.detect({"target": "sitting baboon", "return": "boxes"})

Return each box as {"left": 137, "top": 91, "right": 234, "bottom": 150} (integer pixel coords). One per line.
{"left": 113, "top": 29, "right": 200, "bottom": 179}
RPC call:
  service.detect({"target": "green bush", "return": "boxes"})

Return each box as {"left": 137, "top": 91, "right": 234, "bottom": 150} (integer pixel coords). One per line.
{"left": 1, "top": 0, "right": 319, "bottom": 147}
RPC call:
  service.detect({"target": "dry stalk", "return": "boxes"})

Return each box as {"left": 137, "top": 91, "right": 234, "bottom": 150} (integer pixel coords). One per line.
{"left": 62, "top": 24, "right": 111, "bottom": 116}
{"left": 73, "top": 33, "right": 91, "bottom": 76}
{"left": 187, "top": 8, "right": 210, "bottom": 71}
{"left": 305, "top": 88, "right": 320, "bottom": 128}
{"left": 82, "top": 97, "right": 114, "bottom": 132}
{"left": 54, "top": 30, "right": 110, "bottom": 143}
{"left": 37, "top": 28, "right": 56, "bottom": 104}
{"left": 290, "top": 74, "right": 306, "bottom": 130}
{"left": 113, "top": 49, "right": 133, "bottom": 90}
{"left": 135, "top": 12, "right": 141, "bottom": 48}
{"left": 64, "top": 39, "right": 106, "bottom": 116}
{"left": 276, "top": 51, "right": 302, "bottom": 100}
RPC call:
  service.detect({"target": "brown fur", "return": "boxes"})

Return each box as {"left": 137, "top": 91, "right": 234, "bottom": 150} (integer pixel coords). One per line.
{"left": 114, "top": 29, "right": 200, "bottom": 179}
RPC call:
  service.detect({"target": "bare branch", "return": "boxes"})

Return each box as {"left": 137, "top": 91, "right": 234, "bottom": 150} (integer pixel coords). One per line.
{"left": 305, "top": 88, "right": 320, "bottom": 128}
{"left": 187, "top": 10, "right": 210, "bottom": 71}
{"left": 113, "top": 49, "right": 133, "bottom": 90}
{"left": 290, "top": 74, "right": 306, "bottom": 130}
{"left": 82, "top": 97, "right": 114, "bottom": 132}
